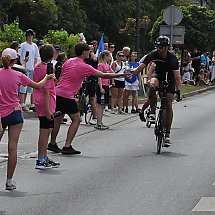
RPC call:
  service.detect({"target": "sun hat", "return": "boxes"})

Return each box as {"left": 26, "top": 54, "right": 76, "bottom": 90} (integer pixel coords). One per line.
{"left": 2, "top": 48, "right": 18, "bottom": 60}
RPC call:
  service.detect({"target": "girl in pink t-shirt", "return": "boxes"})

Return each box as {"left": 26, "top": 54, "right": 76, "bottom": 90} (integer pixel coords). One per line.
{"left": 33, "top": 45, "right": 60, "bottom": 170}
{"left": 0, "top": 48, "right": 54, "bottom": 190}
{"left": 95, "top": 50, "right": 114, "bottom": 130}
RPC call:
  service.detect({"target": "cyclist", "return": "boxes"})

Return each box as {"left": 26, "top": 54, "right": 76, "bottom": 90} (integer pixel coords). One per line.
{"left": 132, "top": 36, "right": 181, "bottom": 147}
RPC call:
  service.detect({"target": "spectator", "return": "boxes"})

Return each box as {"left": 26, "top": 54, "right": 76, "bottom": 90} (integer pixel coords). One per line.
{"left": 95, "top": 50, "right": 113, "bottom": 130}
{"left": 122, "top": 46, "right": 131, "bottom": 61}
{"left": 108, "top": 42, "right": 115, "bottom": 65}
{"left": 47, "top": 43, "right": 130, "bottom": 154}
{"left": 111, "top": 51, "right": 126, "bottom": 114}
{"left": 90, "top": 40, "right": 98, "bottom": 54}
{"left": 211, "top": 51, "right": 215, "bottom": 85}
{"left": 51, "top": 45, "right": 61, "bottom": 67}
{"left": 36, "top": 39, "right": 45, "bottom": 50}
{"left": 104, "top": 42, "right": 109, "bottom": 51}
{"left": 33, "top": 44, "right": 60, "bottom": 170}
{"left": 200, "top": 51, "right": 210, "bottom": 70}
{"left": 191, "top": 48, "right": 201, "bottom": 79}
{"left": 55, "top": 52, "right": 67, "bottom": 80}
{"left": 123, "top": 52, "right": 141, "bottom": 113}
{"left": 84, "top": 44, "right": 98, "bottom": 125}
{"left": 0, "top": 48, "right": 53, "bottom": 190}
{"left": 18, "top": 29, "right": 41, "bottom": 112}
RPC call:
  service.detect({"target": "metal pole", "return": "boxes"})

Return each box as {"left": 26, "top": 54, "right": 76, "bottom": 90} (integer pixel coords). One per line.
{"left": 170, "top": 5, "right": 174, "bottom": 51}
{"left": 135, "top": 0, "right": 140, "bottom": 55}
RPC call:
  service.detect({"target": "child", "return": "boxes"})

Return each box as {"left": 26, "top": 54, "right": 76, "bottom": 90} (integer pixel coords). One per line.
{"left": 95, "top": 51, "right": 113, "bottom": 130}
{"left": 0, "top": 48, "right": 54, "bottom": 190}
{"left": 33, "top": 44, "right": 60, "bottom": 169}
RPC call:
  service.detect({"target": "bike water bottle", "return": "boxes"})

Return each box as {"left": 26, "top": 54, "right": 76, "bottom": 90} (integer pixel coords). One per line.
{"left": 101, "top": 93, "right": 105, "bottom": 105}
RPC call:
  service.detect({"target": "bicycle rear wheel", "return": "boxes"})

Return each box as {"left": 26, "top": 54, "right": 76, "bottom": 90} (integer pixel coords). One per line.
{"left": 156, "top": 132, "right": 163, "bottom": 154}
{"left": 84, "top": 105, "right": 93, "bottom": 124}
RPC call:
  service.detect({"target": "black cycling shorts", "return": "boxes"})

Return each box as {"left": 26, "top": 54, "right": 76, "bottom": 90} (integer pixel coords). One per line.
{"left": 56, "top": 96, "right": 79, "bottom": 114}
{"left": 151, "top": 73, "right": 176, "bottom": 94}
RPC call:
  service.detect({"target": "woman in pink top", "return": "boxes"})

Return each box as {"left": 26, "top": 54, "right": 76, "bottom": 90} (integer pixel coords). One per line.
{"left": 95, "top": 50, "right": 114, "bottom": 130}
{"left": 48, "top": 43, "right": 131, "bottom": 155}
{"left": 0, "top": 48, "right": 54, "bottom": 190}
{"left": 33, "top": 44, "right": 60, "bottom": 170}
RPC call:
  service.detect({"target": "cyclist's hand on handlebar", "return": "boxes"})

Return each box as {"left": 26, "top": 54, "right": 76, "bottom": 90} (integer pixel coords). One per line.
{"left": 175, "top": 90, "right": 182, "bottom": 102}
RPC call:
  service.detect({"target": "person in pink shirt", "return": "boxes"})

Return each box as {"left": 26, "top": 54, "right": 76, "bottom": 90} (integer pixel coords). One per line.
{"left": 95, "top": 50, "right": 114, "bottom": 130}
{"left": 48, "top": 42, "right": 130, "bottom": 155}
{"left": 0, "top": 48, "right": 54, "bottom": 190}
{"left": 33, "top": 44, "right": 60, "bottom": 170}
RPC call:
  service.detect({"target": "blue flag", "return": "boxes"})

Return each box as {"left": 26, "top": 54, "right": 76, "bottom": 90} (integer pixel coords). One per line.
{"left": 96, "top": 33, "right": 104, "bottom": 57}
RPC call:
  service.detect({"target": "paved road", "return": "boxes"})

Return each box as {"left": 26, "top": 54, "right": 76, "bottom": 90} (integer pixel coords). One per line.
{"left": 0, "top": 89, "right": 215, "bottom": 215}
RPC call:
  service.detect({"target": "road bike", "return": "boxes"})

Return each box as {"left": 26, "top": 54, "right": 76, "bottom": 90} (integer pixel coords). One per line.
{"left": 154, "top": 79, "right": 168, "bottom": 154}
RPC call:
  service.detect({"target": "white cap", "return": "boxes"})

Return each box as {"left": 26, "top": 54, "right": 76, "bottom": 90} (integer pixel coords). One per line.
{"left": 2, "top": 48, "right": 18, "bottom": 60}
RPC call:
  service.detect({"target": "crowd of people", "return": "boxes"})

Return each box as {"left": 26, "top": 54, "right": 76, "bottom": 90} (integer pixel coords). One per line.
{"left": 0, "top": 29, "right": 213, "bottom": 191}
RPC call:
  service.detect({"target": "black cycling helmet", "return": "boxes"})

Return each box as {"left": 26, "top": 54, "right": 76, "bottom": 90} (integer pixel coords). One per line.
{"left": 155, "top": 35, "right": 170, "bottom": 47}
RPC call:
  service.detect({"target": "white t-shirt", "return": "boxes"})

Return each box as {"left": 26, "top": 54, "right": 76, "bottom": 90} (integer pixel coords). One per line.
{"left": 18, "top": 42, "right": 40, "bottom": 71}
{"left": 114, "top": 61, "right": 125, "bottom": 81}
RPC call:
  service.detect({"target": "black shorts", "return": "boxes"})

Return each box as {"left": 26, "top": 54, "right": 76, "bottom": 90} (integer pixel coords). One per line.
{"left": 86, "top": 82, "right": 97, "bottom": 98}
{"left": 1, "top": 110, "right": 23, "bottom": 129}
{"left": 38, "top": 116, "right": 54, "bottom": 129}
{"left": 96, "top": 85, "right": 109, "bottom": 105}
{"left": 56, "top": 96, "right": 79, "bottom": 114}
{"left": 112, "top": 80, "right": 125, "bottom": 88}
{"left": 151, "top": 73, "right": 176, "bottom": 94}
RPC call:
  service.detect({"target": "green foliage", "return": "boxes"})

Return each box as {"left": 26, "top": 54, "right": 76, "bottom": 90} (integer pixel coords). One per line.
{"left": 0, "top": 21, "right": 25, "bottom": 43}
{"left": 150, "top": 5, "right": 215, "bottom": 52}
{"left": 44, "top": 29, "right": 79, "bottom": 57}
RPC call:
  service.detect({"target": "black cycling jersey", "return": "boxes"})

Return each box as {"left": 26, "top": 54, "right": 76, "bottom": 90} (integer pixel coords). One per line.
{"left": 143, "top": 49, "right": 179, "bottom": 83}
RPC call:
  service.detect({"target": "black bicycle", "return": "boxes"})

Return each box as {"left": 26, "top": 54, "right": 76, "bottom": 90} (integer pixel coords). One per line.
{"left": 154, "top": 79, "right": 168, "bottom": 154}
{"left": 79, "top": 79, "right": 93, "bottom": 124}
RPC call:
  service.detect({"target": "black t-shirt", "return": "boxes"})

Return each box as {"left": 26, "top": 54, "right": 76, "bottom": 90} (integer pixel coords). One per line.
{"left": 143, "top": 49, "right": 179, "bottom": 82}
{"left": 85, "top": 55, "right": 98, "bottom": 84}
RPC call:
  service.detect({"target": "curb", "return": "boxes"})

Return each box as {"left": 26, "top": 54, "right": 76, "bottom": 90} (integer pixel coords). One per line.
{"left": 22, "top": 86, "right": 215, "bottom": 120}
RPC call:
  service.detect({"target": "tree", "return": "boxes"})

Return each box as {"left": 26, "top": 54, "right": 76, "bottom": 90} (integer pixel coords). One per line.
{"left": 150, "top": 5, "right": 215, "bottom": 52}
{"left": 55, "top": 0, "right": 87, "bottom": 34}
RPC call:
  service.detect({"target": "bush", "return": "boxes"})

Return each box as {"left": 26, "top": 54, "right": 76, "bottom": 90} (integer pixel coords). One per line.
{"left": 44, "top": 29, "right": 80, "bottom": 57}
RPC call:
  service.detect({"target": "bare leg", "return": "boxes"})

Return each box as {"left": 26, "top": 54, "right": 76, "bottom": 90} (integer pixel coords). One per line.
{"left": 50, "top": 114, "right": 65, "bottom": 145}
{"left": 64, "top": 113, "right": 80, "bottom": 147}
{"left": 38, "top": 128, "right": 51, "bottom": 158}
{"left": 117, "top": 88, "right": 124, "bottom": 111}
{"left": 7, "top": 123, "right": 23, "bottom": 179}
{"left": 165, "top": 93, "right": 174, "bottom": 136}
{"left": 96, "top": 104, "right": 105, "bottom": 125}
{"left": 131, "top": 91, "right": 137, "bottom": 110}
{"left": 111, "top": 88, "right": 117, "bottom": 110}
{"left": 90, "top": 97, "right": 97, "bottom": 119}
{"left": 123, "top": 90, "right": 129, "bottom": 110}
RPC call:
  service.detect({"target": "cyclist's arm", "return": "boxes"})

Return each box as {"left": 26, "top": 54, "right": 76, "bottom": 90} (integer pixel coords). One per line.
{"left": 173, "top": 70, "right": 181, "bottom": 90}
{"left": 132, "top": 63, "right": 146, "bottom": 74}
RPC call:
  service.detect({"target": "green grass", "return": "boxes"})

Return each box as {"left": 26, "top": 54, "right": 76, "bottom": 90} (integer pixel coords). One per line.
{"left": 181, "top": 85, "right": 207, "bottom": 95}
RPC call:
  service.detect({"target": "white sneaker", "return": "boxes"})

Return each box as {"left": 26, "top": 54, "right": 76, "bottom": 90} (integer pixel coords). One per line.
{"left": 5, "top": 180, "right": 16, "bottom": 190}
{"left": 89, "top": 118, "right": 97, "bottom": 125}
{"left": 163, "top": 137, "right": 171, "bottom": 147}
{"left": 110, "top": 109, "right": 116, "bottom": 114}
{"left": 149, "top": 114, "right": 156, "bottom": 123}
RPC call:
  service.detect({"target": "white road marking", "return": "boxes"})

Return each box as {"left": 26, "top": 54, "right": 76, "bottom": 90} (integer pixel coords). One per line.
{"left": 192, "top": 197, "right": 215, "bottom": 211}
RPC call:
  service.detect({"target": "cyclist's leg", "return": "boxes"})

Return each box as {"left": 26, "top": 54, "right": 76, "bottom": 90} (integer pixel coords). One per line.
{"left": 149, "top": 78, "right": 159, "bottom": 119}
{"left": 165, "top": 92, "right": 174, "bottom": 137}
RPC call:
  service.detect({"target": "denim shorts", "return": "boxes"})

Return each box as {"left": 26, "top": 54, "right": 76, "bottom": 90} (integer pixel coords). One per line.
{"left": 20, "top": 70, "right": 33, "bottom": 94}
{"left": 1, "top": 110, "right": 24, "bottom": 129}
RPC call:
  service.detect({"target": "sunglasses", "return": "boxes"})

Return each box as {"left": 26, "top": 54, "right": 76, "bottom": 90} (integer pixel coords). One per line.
{"left": 156, "top": 45, "right": 165, "bottom": 50}
{"left": 118, "top": 55, "right": 124, "bottom": 57}
{"left": 110, "top": 46, "right": 115, "bottom": 48}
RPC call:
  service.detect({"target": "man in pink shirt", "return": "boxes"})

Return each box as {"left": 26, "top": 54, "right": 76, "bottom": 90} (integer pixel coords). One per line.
{"left": 48, "top": 42, "right": 130, "bottom": 155}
